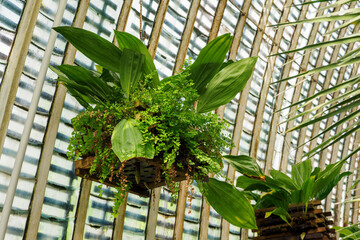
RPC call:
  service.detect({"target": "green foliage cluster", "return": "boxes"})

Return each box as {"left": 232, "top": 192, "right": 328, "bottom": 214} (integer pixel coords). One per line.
{"left": 203, "top": 156, "right": 350, "bottom": 229}
{"left": 67, "top": 66, "right": 232, "bottom": 212}
{"left": 52, "top": 26, "right": 257, "bottom": 215}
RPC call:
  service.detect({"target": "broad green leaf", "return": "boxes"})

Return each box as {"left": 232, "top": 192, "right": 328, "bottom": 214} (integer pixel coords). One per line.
{"left": 53, "top": 65, "right": 110, "bottom": 106}
{"left": 312, "top": 159, "right": 347, "bottom": 199}
{"left": 270, "top": 170, "right": 298, "bottom": 191}
{"left": 291, "top": 189, "right": 302, "bottom": 204}
{"left": 52, "top": 66, "right": 94, "bottom": 108}
{"left": 311, "top": 167, "right": 321, "bottom": 177}
{"left": 54, "top": 27, "right": 122, "bottom": 72}
{"left": 315, "top": 171, "right": 352, "bottom": 200}
{"left": 236, "top": 176, "right": 271, "bottom": 192}
{"left": 197, "top": 56, "right": 257, "bottom": 113}
{"left": 223, "top": 155, "right": 263, "bottom": 177}
{"left": 111, "top": 119, "right": 155, "bottom": 161}
{"left": 291, "top": 159, "right": 312, "bottom": 189}
{"left": 243, "top": 191, "right": 260, "bottom": 201}
{"left": 265, "top": 208, "right": 291, "bottom": 224}
{"left": 190, "top": 34, "right": 232, "bottom": 92}
{"left": 118, "top": 48, "right": 144, "bottom": 97}
{"left": 300, "top": 176, "right": 316, "bottom": 204}
{"left": 58, "top": 65, "right": 113, "bottom": 98}
{"left": 256, "top": 190, "right": 291, "bottom": 210}
{"left": 203, "top": 178, "right": 257, "bottom": 229}
{"left": 114, "top": 31, "right": 159, "bottom": 87}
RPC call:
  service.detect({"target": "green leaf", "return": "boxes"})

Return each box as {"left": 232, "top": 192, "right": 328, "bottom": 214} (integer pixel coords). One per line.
{"left": 223, "top": 155, "right": 263, "bottom": 178}
{"left": 270, "top": 170, "right": 298, "bottom": 191}
{"left": 315, "top": 171, "right": 352, "bottom": 200}
{"left": 265, "top": 208, "right": 291, "bottom": 225}
{"left": 291, "top": 159, "right": 312, "bottom": 189}
{"left": 347, "top": 178, "right": 360, "bottom": 194}
{"left": 190, "top": 34, "right": 232, "bottom": 92}
{"left": 256, "top": 190, "right": 291, "bottom": 210}
{"left": 54, "top": 27, "right": 123, "bottom": 72}
{"left": 313, "top": 159, "right": 347, "bottom": 200}
{"left": 273, "top": 13, "right": 358, "bottom": 29}
{"left": 197, "top": 56, "right": 257, "bottom": 113}
{"left": 114, "top": 31, "right": 159, "bottom": 87}
{"left": 53, "top": 65, "right": 113, "bottom": 106}
{"left": 236, "top": 176, "right": 271, "bottom": 192}
{"left": 274, "top": 56, "right": 360, "bottom": 84}
{"left": 271, "top": 34, "right": 360, "bottom": 56}
{"left": 111, "top": 119, "right": 155, "bottom": 161}
{"left": 278, "top": 75, "right": 360, "bottom": 113}
{"left": 300, "top": 176, "right": 316, "bottom": 204}
{"left": 203, "top": 178, "right": 257, "bottom": 229}
{"left": 118, "top": 48, "right": 145, "bottom": 97}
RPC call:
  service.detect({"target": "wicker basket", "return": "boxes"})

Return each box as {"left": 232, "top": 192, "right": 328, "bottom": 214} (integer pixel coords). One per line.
{"left": 75, "top": 156, "right": 189, "bottom": 197}
{"left": 252, "top": 200, "right": 336, "bottom": 240}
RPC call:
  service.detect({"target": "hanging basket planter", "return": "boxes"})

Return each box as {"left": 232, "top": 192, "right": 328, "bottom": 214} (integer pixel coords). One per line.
{"left": 253, "top": 200, "right": 336, "bottom": 240}
{"left": 51, "top": 26, "right": 257, "bottom": 214}
{"left": 75, "top": 155, "right": 198, "bottom": 198}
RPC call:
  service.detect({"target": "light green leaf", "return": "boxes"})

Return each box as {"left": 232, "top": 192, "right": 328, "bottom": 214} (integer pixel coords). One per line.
{"left": 54, "top": 27, "right": 123, "bottom": 72}
{"left": 300, "top": 176, "right": 316, "bottom": 204}
{"left": 291, "top": 159, "right": 312, "bottom": 189}
{"left": 114, "top": 31, "right": 159, "bottom": 87}
{"left": 313, "top": 159, "right": 347, "bottom": 200}
{"left": 118, "top": 48, "right": 144, "bottom": 97}
{"left": 315, "top": 171, "right": 352, "bottom": 200}
{"left": 190, "top": 34, "right": 232, "bottom": 92}
{"left": 111, "top": 119, "right": 155, "bottom": 161}
{"left": 204, "top": 178, "right": 257, "bottom": 229}
{"left": 270, "top": 170, "right": 298, "bottom": 191}
{"left": 197, "top": 56, "right": 257, "bottom": 113}
{"left": 223, "top": 155, "right": 263, "bottom": 177}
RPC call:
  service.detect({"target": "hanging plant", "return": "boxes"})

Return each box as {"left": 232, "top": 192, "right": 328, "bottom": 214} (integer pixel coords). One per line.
{"left": 51, "top": 26, "right": 257, "bottom": 215}
{"left": 202, "top": 156, "right": 350, "bottom": 231}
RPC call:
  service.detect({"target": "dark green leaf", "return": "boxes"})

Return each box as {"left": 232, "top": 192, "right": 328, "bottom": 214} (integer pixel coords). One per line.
{"left": 54, "top": 27, "right": 123, "bottom": 72}
{"left": 270, "top": 170, "right": 298, "bottom": 191}
{"left": 236, "top": 176, "right": 270, "bottom": 191}
{"left": 58, "top": 65, "right": 113, "bottom": 95}
{"left": 197, "top": 56, "right": 257, "bottom": 113}
{"left": 255, "top": 190, "right": 291, "bottom": 210}
{"left": 291, "top": 159, "right": 312, "bottom": 189}
{"left": 223, "top": 155, "right": 264, "bottom": 177}
{"left": 118, "top": 48, "right": 144, "bottom": 97}
{"left": 114, "top": 31, "right": 159, "bottom": 87}
{"left": 265, "top": 208, "right": 291, "bottom": 225}
{"left": 111, "top": 119, "right": 155, "bottom": 161}
{"left": 313, "top": 159, "right": 347, "bottom": 200}
{"left": 300, "top": 176, "right": 316, "bottom": 204}
{"left": 190, "top": 34, "right": 232, "bottom": 92}
{"left": 315, "top": 171, "right": 352, "bottom": 200}
{"left": 203, "top": 178, "right": 257, "bottom": 229}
